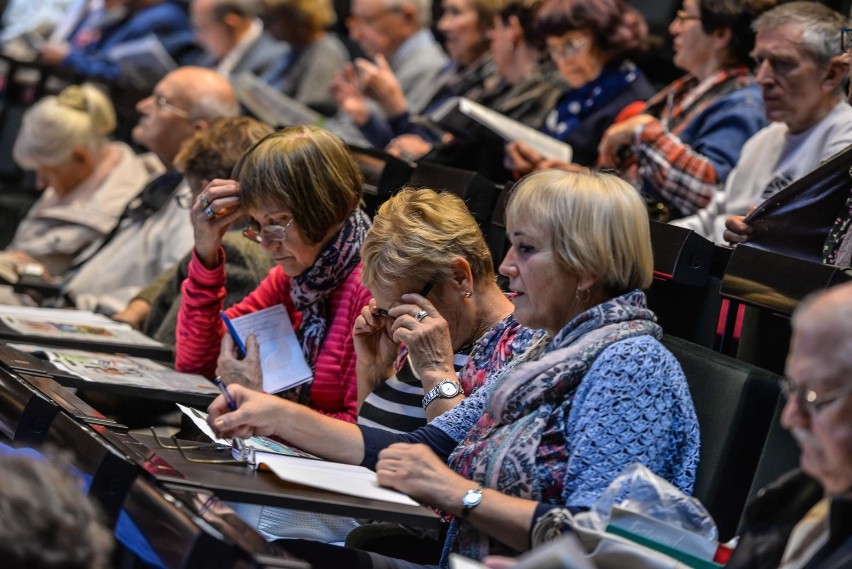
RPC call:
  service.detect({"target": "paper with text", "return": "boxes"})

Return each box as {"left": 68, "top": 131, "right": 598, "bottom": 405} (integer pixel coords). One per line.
{"left": 227, "top": 304, "right": 313, "bottom": 394}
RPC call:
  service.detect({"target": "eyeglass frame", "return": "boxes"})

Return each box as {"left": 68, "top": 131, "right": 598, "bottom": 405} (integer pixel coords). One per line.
{"left": 242, "top": 217, "right": 295, "bottom": 245}
{"left": 841, "top": 27, "right": 852, "bottom": 54}
{"left": 152, "top": 94, "right": 191, "bottom": 119}
{"left": 779, "top": 376, "right": 852, "bottom": 418}
{"left": 174, "top": 190, "right": 194, "bottom": 209}
{"left": 546, "top": 37, "right": 589, "bottom": 60}
{"left": 673, "top": 9, "right": 701, "bottom": 23}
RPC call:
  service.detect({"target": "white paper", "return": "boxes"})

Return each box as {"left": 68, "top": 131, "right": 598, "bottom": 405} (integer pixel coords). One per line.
{"left": 227, "top": 304, "right": 313, "bottom": 394}
{"left": 431, "top": 97, "right": 573, "bottom": 163}
{"left": 254, "top": 451, "right": 421, "bottom": 506}
{"left": 10, "top": 344, "right": 219, "bottom": 394}
{"left": 233, "top": 72, "right": 323, "bottom": 128}
{"left": 0, "top": 310, "right": 163, "bottom": 346}
{"left": 176, "top": 404, "right": 320, "bottom": 459}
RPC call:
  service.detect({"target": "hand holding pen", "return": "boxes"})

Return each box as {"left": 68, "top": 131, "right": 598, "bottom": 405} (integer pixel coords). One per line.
{"left": 213, "top": 376, "right": 248, "bottom": 457}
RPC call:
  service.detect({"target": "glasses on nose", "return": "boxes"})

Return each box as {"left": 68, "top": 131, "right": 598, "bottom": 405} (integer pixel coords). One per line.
{"left": 547, "top": 38, "right": 588, "bottom": 59}
{"left": 153, "top": 95, "right": 190, "bottom": 118}
{"left": 842, "top": 28, "right": 852, "bottom": 53}
{"left": 375, "top": 278, "right": 437, "bottom": 319}
{"left": 674, "top": 10, "right": 701, "bottom": 23}
{"left": 780, "top": 376, "right": 852, "bottom": 418}
{"left": 242, "top": 218, "right": 295, "bottom": 245}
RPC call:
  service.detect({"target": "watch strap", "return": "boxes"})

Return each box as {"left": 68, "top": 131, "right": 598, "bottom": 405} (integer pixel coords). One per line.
{"left": 421, "top": 379, "right": 461, "bottom": 409}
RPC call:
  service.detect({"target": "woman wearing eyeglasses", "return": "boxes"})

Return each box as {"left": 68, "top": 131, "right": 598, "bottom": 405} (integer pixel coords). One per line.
{"left": 505, "top": 0, "right": 653, "bottom": 171}
{"left": 597, "top": 0, "right": 773, "bottom": 221}
{"left": 175, "top": 125, "right": 372, "bottom": 424}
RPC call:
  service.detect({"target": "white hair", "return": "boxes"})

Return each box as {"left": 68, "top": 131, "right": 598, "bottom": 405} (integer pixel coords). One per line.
{"left": 13, "top": 84, "right": 116, "bottom": 169}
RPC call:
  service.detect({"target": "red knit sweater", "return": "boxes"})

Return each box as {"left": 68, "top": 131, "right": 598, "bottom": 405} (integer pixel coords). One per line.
{"left": 175, "top": 247, "right": 370, "bottom": 423}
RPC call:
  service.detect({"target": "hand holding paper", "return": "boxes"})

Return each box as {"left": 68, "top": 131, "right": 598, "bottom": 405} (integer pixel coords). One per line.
{"left": 217, "top": 333, "right": 264, "bottom": 391}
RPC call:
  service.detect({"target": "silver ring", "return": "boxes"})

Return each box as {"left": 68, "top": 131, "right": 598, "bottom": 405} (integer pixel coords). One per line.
{"left": 415, "top": 310, "right": 428, "bottom": 322}
{"left": 205, "top": 205, "right": 216, "bottom": 219}
{"left": 199, "top": 195, "right": 209, "bottom": 209}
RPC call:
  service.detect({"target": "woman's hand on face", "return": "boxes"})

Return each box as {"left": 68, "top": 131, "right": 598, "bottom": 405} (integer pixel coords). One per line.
{"left": 390, "top": 293, "right": 455, "bottom": 378}
{"left": 354, "top": 55, "right": 407, "bottom": 117}
{"left": 207, "top": 383, "right": 284, "bottom": 439}
{"left": 353, "top": 299, "right": 400, "bottom": 378}
{"left": 505, "top": 141, "right": 543, "bottom": 175}
{"left": 216, "top": 332, "right": 264, "bottom": 392}
{"left": 331, "top": 64, "right": 370, "bottom": 125}
{"left": 192, "top": 179, "right": 243, "bottom": 269}
{"left": 597, "top": 114, "right": 656, "bottom": 168}
{"left": 376, "top": 443, "right": 467, "bottom": 509}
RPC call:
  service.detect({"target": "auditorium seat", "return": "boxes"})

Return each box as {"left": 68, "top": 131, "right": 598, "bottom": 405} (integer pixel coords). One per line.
{"left": 662, "top": 335, "right": 780, "bottom": 541}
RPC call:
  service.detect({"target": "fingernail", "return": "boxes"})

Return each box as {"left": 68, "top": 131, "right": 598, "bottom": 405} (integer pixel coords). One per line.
{"left": 215, "top": 418, "right": 225, "bottom": 428}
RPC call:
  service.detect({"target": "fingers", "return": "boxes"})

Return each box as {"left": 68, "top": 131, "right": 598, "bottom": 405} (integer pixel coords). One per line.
{"left": 724, "top": 215, "right": 754, "bottom": 244}
{"left": 195, "top": 179, "right": 241, "bottom": 220}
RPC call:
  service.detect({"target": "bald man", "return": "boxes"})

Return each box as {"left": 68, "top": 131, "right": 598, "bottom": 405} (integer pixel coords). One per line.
{"left": 65, "top": 66, "right": 240, "bottom": 314}
{"left": 726, "top": 282, "right": 852, "bottom": 568}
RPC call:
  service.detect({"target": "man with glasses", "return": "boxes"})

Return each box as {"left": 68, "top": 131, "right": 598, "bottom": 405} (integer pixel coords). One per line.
{"left": 725, "top": 281, "right": 852, "bottom": 568}
{"left": 65, "top": 66, "right": 239, "bottom": 315}
{"left": 674, "top": 2, "right": 852, "bottom": 243}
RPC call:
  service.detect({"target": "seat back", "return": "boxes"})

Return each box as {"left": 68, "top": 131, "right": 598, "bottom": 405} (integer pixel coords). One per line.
{"left": 661, "top": 335, "right": 780, "bottom": 541}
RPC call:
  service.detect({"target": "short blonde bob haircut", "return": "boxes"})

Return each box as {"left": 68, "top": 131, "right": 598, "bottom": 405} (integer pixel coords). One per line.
{"left": 233, "top": 125, "right": 363, "bottom": 244}
{"left": 361, "top": 188, "right": 495, "bottom": 291}
{"left": 506, "top": 170, "right": 653, "bottom": 294}
{"left": 13, "top": 84, "right": 116, "bottom": 169}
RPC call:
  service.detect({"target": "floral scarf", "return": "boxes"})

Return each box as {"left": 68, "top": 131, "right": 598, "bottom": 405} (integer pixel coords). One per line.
{"left": 288, "top": 208, "right": 371, "bottom": 399}
{"left": 443, "top": 290, "right": 661, "bottom": 562}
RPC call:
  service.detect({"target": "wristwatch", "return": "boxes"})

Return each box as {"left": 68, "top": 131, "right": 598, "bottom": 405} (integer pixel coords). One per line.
{"left": 422, "top": 379, "right": 462, "bottom": 409}
{"left": 461, "top": 484, "right": 485, "bottom": 518}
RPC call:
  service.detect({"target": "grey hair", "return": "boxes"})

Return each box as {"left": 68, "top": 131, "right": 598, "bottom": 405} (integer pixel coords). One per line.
{"left": 0, "top": 453, "right": 113, "bottom": 569}
{"left": 210, "top": 0, "right": 260, "bottom": 20}
{"left": 388, "top": 0, "right": 431, "bottom": 28}
{"left": 13, "top": 84, "right": 116, "bottom": 169}
{"left": 791, "top": 283, "right": 852, "bottom": 375}
{"left": 753, "top": 1, "right": 847, "bottom": 65}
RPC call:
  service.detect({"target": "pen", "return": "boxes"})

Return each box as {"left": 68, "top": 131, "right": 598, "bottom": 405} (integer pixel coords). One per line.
{"left": 220, "top": 311, "right": 247, "bottom": 358}
{"left": 213, "top": 376, "right": 237, "bottom": 411}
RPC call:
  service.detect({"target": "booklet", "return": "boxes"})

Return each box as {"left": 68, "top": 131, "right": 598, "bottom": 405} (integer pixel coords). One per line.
{"left": 429, "top": 96, "right": 573, "bottom": 163}
{"left": 9, "top": 343, "right": 219, "bottom": 396}
{"left": 0, "top": 306, "right": 163, "bottom": 346}
{"left": 105, "top": 33, "right": 178, "bottom": 89}
{"left": 232, "top": 71, "right": 324, "bottom": 128}
{"left": 225, "top": 304, "right": 313, "bottom": 394}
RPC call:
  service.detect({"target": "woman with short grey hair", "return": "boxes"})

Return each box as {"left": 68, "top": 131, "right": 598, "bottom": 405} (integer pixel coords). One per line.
{"left": 6, "top": 83, "right": 150, "bottom": 277}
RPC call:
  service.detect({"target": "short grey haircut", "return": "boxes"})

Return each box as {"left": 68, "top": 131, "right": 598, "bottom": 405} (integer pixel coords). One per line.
{"left": 13, "top": 83, "right": 116, "bottom": 169}
{"left": 791, "top": 282, "right": 852, "bottom": 376}
{"left": 388, "top": 0, "right": 431, "bottom": 28}
{"left": 210, "top": 0, "right": 260, "bottom": 20}
{"left": 753, "top": 1, "right": 847, "bottom": 65}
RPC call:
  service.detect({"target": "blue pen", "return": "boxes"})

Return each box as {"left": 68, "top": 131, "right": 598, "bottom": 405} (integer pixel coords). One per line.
{"left": 220, "top": 311, "right": 247, "bottom": 358}
{"left": 213, "top": 376, "right": 237, "bottom": 411}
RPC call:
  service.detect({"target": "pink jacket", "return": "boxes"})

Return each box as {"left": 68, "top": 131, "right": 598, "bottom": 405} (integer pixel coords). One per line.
{"left": 175, "top": 247, "right": 370, "bottom": 423}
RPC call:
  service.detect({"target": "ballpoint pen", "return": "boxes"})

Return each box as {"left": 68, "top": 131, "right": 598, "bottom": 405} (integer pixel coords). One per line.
{"left": 220, "top": 311, "right": 247, "bottom": 358}
{"left": 213, "top": 376, "right": 249, "bottom": 460}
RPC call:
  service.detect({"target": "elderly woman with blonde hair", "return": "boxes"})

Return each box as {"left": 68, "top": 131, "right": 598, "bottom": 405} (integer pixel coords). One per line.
{"left": 4, "top": 83, "right": 151, "bottom": 277}
{"left": 208, "top": 169, "right": 700, "bottom": 567}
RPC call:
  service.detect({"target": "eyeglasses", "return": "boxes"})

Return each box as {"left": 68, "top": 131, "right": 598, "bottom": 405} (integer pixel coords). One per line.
{"left": 546, "top": 38, "right": 588, "bottom": 59}
{"left": 153, "top": 95, "right": 190, "bottom": 118}
{"left": 674, "top": 10, "right": 701, "bottom": 23}
{"left": 842, "top": 28, "right": 852, "bottom": 53}
{"left": 780, "top": 376, "right": 852, "bottom": 418}
{"left": 242, "top": 217, "right": 295, "bottom": 245}
{"left": 174, "top": 191, "right": 194, "bottom": 209}
{"left": 375, "top": 277, "right": 437, "bottom": 319}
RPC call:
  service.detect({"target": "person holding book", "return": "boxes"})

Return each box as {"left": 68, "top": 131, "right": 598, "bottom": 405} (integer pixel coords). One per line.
{"left": 111, "top": 116, "right": 275, "bottom": 347}
{"left": 505, "top": 0, "right": 654, "bottom": 170}
{"left": 175, "top": 125, "right": 371, "bottom": 424}
{"left": 208, "top": 169, "right": 700, "bottom": 567}
{"left": 596, "top": 0, "right": 772, "bottom": 221}
{"left": 4, "top": 83, "right": 151, "bottom": 279}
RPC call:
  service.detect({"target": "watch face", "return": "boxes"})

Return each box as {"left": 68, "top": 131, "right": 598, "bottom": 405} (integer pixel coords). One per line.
{"left": 463, "top": 491, "right": 482, "bottom": 507}
{"left": 440, "top": 382, "right": 459, "bottom": 396}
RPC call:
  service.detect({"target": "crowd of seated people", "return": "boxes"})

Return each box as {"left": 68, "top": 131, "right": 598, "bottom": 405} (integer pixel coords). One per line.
{"left": 1, "top": 0, "right": 852, "bottom": 568}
